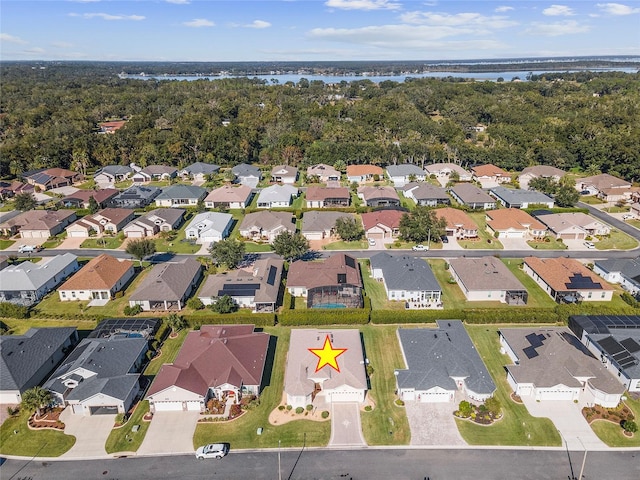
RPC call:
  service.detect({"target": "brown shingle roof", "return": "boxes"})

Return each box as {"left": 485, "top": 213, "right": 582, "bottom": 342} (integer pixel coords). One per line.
{"left": 357, "top": 185, "right": 399, "bottom": 201}
{"left": 59, "top": 254, "right": 133, "bottom": 291}
{"left": 472, "top": 164, "right": 509, "bottom": 177}
{"left": 486, "top": 208, "right": 546, "bottom": 231}
{"left": 346, "top": 165, "right": 383, "bottom": 177}
{"left": 287, "top": 253, "right": 362, "bottom": 290}
{"left": 361, "top": 210, "right": 404, "bottom": 230}
{"left": 449, "top": 256, "right": 526, "bottom": 291}
{"left": 433, "top": 207, "right": 477, "bottom": 231}
{"left": 0, "top": 209, "right": 76, "bottom": 231}
{"left": 305, "top": 186, "right": 350, "bottom": 201}
{"left": 205, "top": 184, "right": 253, "bottom": 203}
{"left": 524, "top": 257, "right": 613, "bottom": 292}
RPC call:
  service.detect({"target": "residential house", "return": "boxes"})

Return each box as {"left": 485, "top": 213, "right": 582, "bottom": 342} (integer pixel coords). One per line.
{"left": 576, "top": 173, "right": 631, "bottom": 196}
{"left": 449, "top": 184, "right": 496, "bottom": 210}
{"left": 357, "top": 185, "right": 400, "bottom": 207}
{"left": 396, "top": 321, "right": 496, "bottom": 403}
{"left": 129, "top": 259, "right": 202, "bottom": 311}
{"left": 205, "top": 184, "right": 253, "bottom": 209}
{"left": 305, "top": 186, "right": 351, "bottom": 208}
{"left": 238, "top": 211, "right": 295, "bottom": 244}
{"left": 0, "top": 255, "right": 8, "bottom": 271}
{"left": 598, "top": 187, "right": 637, "bottom": 203}
{"left": 111, "top": 185, "right": 161, "bottom": 208}
{"left": 499, "top": 327, "right": 624, "bottom": 407}
{"left": 287, "top": 253, "right": 363, "bottom": 308}
{"left": 0, "top": 254, "right": 79, "bottom": 306}
{"left": 256, "top": 184, "right": 298, "bottom": 209}
{"left": 58, "top": 254, "right": 135, "bottom": 303}
{"left": 198, "top": 258, "right": 284, "bottom": 312}
{"left": 630, "top": 203, "right": 640, "bottom": 219}
{"left": 568, "top": 315, "right": 640, "bottom": 393}
{"left": 593, "top": 257, "right": 640, "bottom": 296}
{"left": 131, "top": 165, "right": 177, "bottom": 183}
{"left": 0, "top": 327, "right": 78, "bottom": 404}
{"left": 523, "top": 256, "right": 614, "bottom": 303}
{"left": 88, "top": 318, "right": 160, "bottom": 340}
{"left": 370, "top": 252, "right": 442, "bottom": 309}
{"left": 93, "top": 165, "right": 133, "bottom": 184}
{"left": 271, "top": 165, "right": 298, "bottom": 184}
{"left": 448, "top": 256, "right": 528, "bottom": 304}
{"left": 24, "top": 168, "right": 83, "bottom": 191}
{"left": 346, "top": 164, "right": 383, "bottom": 184}
{"left": 122, "top": 208, "right": 185, "bottom": 238}
{"left": 0, "top": 210, "right": 21, "bottom": 225}
{"left": 0, "top": 209, "right": 77, "bottom": 238}
{"left": 401, "top": 182, "right": 450, "bottom": 206}
{"left": 44, "top": 335, "right": 148, "bottom": 416}
{"left": 232, "top": 163, "right": 262, "bottom": 188}
{"left": 471, "top": 164, "right": 511, "bottom": 187}
{"left": 301, "top": 211, "right": 355, "bottom": 241}
{"left": 485, "top": 208, "right": 547, "bottom": 239}
{"left": 65, "top": 208, "right": 135, "bottom": 238}
{"left": 0, "top": 181, "right": 34, "bottom": 200}
{"left": 536, "top": 212, "right": 610, "bottom": 240}
{"left": 424, "top": 163, "right": 473, "bottom": 182}
{"left": 361, "top": 209, "right": 404, "bottom": 240}
{"left": 60, "top": 188, "right": 119, "bottom": 209}
{"left": 185, "top": 212, "right": 233, "bottom": 244}
{"left": 146, "top": 325, "right": 270, "bottom": 412}
{"left": 517, "top": 165, "right": 566, "bottom": 190}
{"left": 489, "top": 186, "right": 555, "bottom": 209}
{"left": 433, "top": 207, "right": 479, "bottom": 239}
{"left": 285, "top": 329, "right": 367, "bottom": 408}
{"left": 307, "top": 164, "right": 340, "bottom": 183}
{"left": 97, "top": 120, "right": 126, "bottom": 134}
{"left": 386, "top": 164, "right": 426, "bottom": 187}
{"left": 154, "top": 185, "right": 207, "bottom": 207}
{"left": 179, "top": 162, "right": 220, "bottom": 182}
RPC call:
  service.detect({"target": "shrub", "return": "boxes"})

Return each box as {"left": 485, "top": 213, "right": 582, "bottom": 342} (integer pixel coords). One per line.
{"left": 295, "top": 407, "right": 304, "bottom": 414}
{"left": 278, "top": 405, "right": 285, "bottom": 411}
{"left": 186, "top": 297, "right": 205, "bottom": 311}
{"left": 364, "top": 405, "right": 372, "bottom": 412}
{"left": 395, "top": 399, "right": 405, "bottom": 406}
{"left": 123, "top": 305, "right": 142, "bottom": 316}
{"left": 286, "top": 405, "right": 292, "bottom": 411}
{"left": 0, "top": 302, "right": 30, "bottom": 319}
{"left": 306, "top": 404, "right": 313, "bottom": 411}
{"left": 321, "top": 410, "right": 330, "bottom": 419}
{"left": 622, "top": 420, "right": 638, "bottom": 433}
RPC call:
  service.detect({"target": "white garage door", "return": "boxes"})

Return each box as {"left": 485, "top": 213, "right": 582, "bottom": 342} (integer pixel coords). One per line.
{"left": 67, "top": 230, "right": 88, "bottom": 238}
{"left": 503, "top": 231, "right": 525, "bottom": 238}
{"left": 419, "top": 392, "right": 451, "bottom": 403}
{"left": 186, "top": 401, "right": 202, "bottom": 411}
{"left": 328, "top": 390, "right": 362, "bottom": 403}
{"left": 538, "top": 389, "right": 574, "bottom": 401}
{"left": 152, "top": 401, "right": 183, "bottom": 412}
{"left": 21, "top": 230, "right": 48, "bottom": 239}
{"left": 401, "top": 390, "right": 416, "bottom": 402}
{"left": 125, "top": 231, "right": 144, "bottom": 238}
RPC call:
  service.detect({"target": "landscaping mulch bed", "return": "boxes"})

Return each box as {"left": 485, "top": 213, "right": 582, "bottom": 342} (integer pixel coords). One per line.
{"left": 582, "top": 403, "right": 635, "bottom": 425}
{"left": 28, "top": 407, "right": 65, "bottom": 430}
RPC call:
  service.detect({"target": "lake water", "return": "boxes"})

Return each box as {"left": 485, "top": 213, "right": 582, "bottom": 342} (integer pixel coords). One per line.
{"left": 119, "top": 68, "right": 638, "bottom": 84}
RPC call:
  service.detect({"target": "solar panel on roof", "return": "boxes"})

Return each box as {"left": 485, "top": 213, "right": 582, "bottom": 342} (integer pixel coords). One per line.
{"left": 599, "top": 336, "right": 626, "bottom": 356}
{"left": 219, "top": 283, "right": 260, "bottom": 297}
{"left": 613, "top": 352, "right": 630, "bottom": 361}
{"left": 523, "top": 346, "right": 538, "bottom": 359}
{"left": 620, "top": 358, "right": 638, "bottom": 368}
{"left": 345, "top": 256, "right": 356, "bottom": 268}
{"left": 565, "top": 273, "right": 602, "bottom": 290}
{"left": 525, "top": 332, "right": 545, "bottom": 348}
{"left": 620, "top": 338, "right": 640, "bottom": 353}
{"left": 266, "top": 265, "right": 277, "bottom": 286}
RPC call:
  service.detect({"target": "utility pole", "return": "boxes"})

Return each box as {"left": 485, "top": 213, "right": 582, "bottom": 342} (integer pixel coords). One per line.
{"left": 577, "top": 437, "right": 587, "bottom": 480}
{"left": 278, "top": 439, "right": 282, "bottom": 480}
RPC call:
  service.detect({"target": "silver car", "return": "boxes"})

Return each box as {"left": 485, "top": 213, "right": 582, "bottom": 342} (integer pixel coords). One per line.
{"left": 195, "top": 443, "right": 229, "bottom": 460}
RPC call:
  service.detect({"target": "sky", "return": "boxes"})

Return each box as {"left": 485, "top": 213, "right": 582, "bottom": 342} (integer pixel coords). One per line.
{"left": 1, "top": 1, "right": 639, "bottom": 62}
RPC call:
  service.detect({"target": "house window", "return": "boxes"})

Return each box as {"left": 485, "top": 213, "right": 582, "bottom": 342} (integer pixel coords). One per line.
{"left": 601, "top": 292, "right": 606, "bottom": 298}
{"left": 61, "top": 292, "right": 66, "bottom": 298}
{"left": 588, "top": 292, "right": 592, "bottom": 299}
{"left": 71, "top": 292, "right": 76, "bottom": 298}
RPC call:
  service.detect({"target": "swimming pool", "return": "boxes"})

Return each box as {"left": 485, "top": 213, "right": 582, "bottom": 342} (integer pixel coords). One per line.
{"left": 312, "top": 303, "right": 347, "bottom": 309}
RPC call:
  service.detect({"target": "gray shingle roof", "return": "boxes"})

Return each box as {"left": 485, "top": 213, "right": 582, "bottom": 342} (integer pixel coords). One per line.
{"left": 232, "top": 163, "right": 261, "bottom": 178}
{"left": 386, "top": 164, "right": 426, "bottom": 177}
{"left": 0, "top": 327, "right": 77, "bottom": 392}
{"left": 257, "top": 184, "right": 298, "bottom": 204}
{"left": 155, "top": 185, "right": 207, "bottom": 201}
{"left": 182, "top": 162, "right": 220, "bottom": 175}
{"left": 301, "top": 211, "right": 355, "bottom": 234}
{"left": 0, "top": 254, "right": 78, "bottom": 292}
{"left": 489, "top": 186, "right": 554, "bottom": 206}
{"left": 595, "top": 257, "right": 640, "bottom": 280}
{"left": 450, "top": 183, "right": 494, "bottom": 204}
{"left": 370, "top": 253, "right": 441, "bottom": 292}
{"left": 396, "top": 321, "right": 496, "bottom": 395}
{"left": 129, "top": 259, "right": 202, "bottom": 302}
{"left": 95, "top": 165, "right": 133, "bottom": 176}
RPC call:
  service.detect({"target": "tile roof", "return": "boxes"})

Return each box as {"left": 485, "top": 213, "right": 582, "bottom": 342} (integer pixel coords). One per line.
{"left": 361, "top": 209, "right": 404, "bottom": 230}
{"left": 448, "top": 256, "right": 526, "bottom": 291}
{"left": 205, "top": 184, "right": 253, "bottom": 203}
{"left": 346, "top": 164, "right": 383, "bottom": 177}
{"left": 58, "top": 254, "right": 133, "bottom": 291}
{"left": 305, "top": 186, "right": 350, "bottom": 201}
{"left": 287, "top": 253, "right": 362, "bottom": 290}
{"left": 486, "top": 208, "right": 546, "bottom": 231}
{"left": 524, "top": 257, "right": 613, "bottom": 293}
{"left": 129, "top": 259, "right": 202, "bottom": 302}
{"left": 370, "top": 253, "right": 441, "bottom": 292}
{"left": 433, "top": 207, "right": 478, "bottom": 231}
{"left": 472, "top": 164, "right": 509, "bottom": 177}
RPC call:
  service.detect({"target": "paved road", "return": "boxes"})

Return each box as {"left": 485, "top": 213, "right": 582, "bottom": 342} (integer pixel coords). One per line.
{"left": 578, "top": 201, "right": 640, "bottom": 240}
{"left": 2, "top": 448, "right": 639, "bottom": 480}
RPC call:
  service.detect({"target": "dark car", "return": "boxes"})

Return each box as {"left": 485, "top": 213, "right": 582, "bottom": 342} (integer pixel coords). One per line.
{"left": 440, "top": 235, "right": 449, "bottom": 243}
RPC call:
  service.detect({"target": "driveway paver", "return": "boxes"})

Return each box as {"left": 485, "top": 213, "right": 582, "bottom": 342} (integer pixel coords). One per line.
{"left": 137, "top": 411, "right": 200, "bottom": 455}
{"left": 405, "top": 401, "right": 466, "bottom": 446}
{"left": 329, "top": 403, "right": 366, "bottom": 446}
{"left": 60, "top": 407, "right": 116, "bottom": 458}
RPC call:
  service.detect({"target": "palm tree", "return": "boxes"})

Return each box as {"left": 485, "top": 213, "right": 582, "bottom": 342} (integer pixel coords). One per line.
{"left": 165, "top": 313, "right": 186, "bottom": 336}
{"left": 21, "top": 386, "right": 52, "bottom": 418}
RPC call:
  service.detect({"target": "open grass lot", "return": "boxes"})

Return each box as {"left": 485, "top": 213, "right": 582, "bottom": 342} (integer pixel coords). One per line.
{"left": 595, "top": 229, "right": 638, "bottom": 250}
{"left": 154, "top": 227, "right": 200, "bottom": 254}
{"left": 526, "top": 238, "right": 568, "bottom": 250}
{"left": 0, "top": 408, "right": 77, "bottom": 457}
{"left": 0, "top": 238, "right": 15, "bottom": 249}
{"left": 580, "top": 196, "right": 605, "bottom": 205}
{"left": 80, "top": 236, "right": 123, "bottom": 249}
{"left": 193, "top": 327, "right": 331, "bottom": 449}
{"left": 457, "top": 325, "right": 561, "bottom": 446}
{"left": 627, "top": 219, "right": 640, "bottom": 229}
{"left": 2, "top": 317, "right": 97, "bottom": 336}
{"left": 360, "top": 260, "right": 405, "bottom": 311}
{"left": 590, "top": 394, "right": 640, "bottom": 447}
{"left": 458, "top": 212, "right": 504, "bottom": 250}
{"left": 105, "top": 401, "right": 151, "bottom": 454}
{"left": 360, "top": 324, "right": 411, "bottom": 445}
{"left": 323, "top": 239, "right": 369, "bottom": 250}
{"left": 500, "top": 259, "right": 559, "bottom": 308}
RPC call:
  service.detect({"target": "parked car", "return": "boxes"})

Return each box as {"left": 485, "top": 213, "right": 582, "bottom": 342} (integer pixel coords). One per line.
{"left": 412, "top": 244, "right": 429, "bottom": 251}
{"left": 580, "top": 190, "right": 591, "bottom": 195}
{"left": 440, "top": 235, "right": 449, "bottom": 243}
{"left": 195, "top": 443, "right": 229, "bottom": 460}
{"left": 18, "top": 245, "right": 41, "bottom": 254}
{"left": 368, "top": 238, "right": 376, "bottom": 246}
{"left": 583, "top": 241, "right": 595, "bottom": 249}
{"left": 622, "top": 214, "right": 634, "bottom": 220}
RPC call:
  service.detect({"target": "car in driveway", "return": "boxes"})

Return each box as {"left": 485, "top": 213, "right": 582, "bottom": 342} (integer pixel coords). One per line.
{"left": 368, "top": 238, "right": 376, "bottom": 246}
{"left": 440, "top": 235, "right": 448, "bottom": 243}
{"left": 622, "top": 214, "right": 634, "bottom": 220}
{"left": 195, "top": 443, "right": 229, "bottom": 460}
{"left": 412, "top": 244, "right": 429, "bottom": 251}
{"left": 583, "top": 241, "right": 595, "bottom": 249}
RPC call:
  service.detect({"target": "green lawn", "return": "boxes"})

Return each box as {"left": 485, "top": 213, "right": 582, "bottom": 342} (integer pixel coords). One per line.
{"left": 457, "top": 325, "right": 561, "bottom": 446}
{"left": 193, "top": 327, "right": 331, "bottom": 449}
{"left": 144, "top": 329, "right": 189, "bottom": 376}
{"left": 80, "top": 237, "right": 123, "bottom": 249}
{"left": 595, "top": 229, "right": 638, "bottom": 250}
{"left": 501, "top": 259, "right": 559, "bottom": 308}
{"left": 526, "top": 238, "right": 568, "bottom": 250}
{"left": 0, "top": 239, "right": 15, "bottom": 249}
{"left": 360, "top": 324, "right": 411, "bottom": 445}
{"left": 1, "top": 318, "right": 97, "bottom": 336}
{"left": 41, "top": 233, "right": 67, "bottom": 249}
{"left": 601, "top": 205, "right": 630, "bottom": 213}
{"left": 323, "top": 240, "right": 369, "bottom": 250}
{"left": 579, "top": 196, "right": 605, "bottom": 205}
{"left": 458, "top": 212, "right": 504, "bottom": 250}
{"left": 154, "top": 227, "right": 201, "bottom": 254}
{"left": 628, "top": 219, "right": 640, "bottom": 229}
{"left": 590, "top": 394, "right": 640, "bottom": 447}
{"left": 360, "top": 260, "right": 405, "bottom": 311}
{"left": 105, "top": 401, "right": 151, "bottom": 454}
{"left": 0, "top": 408, "right": 77, "bottom": 457}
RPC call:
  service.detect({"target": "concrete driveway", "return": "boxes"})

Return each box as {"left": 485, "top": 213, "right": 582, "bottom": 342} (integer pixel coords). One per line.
{"left": 60, "top": 407, "right": 116, "bottom": 459}
{"left": 499, "top": 237, "right": 532, "bottom": 250}
{"left": 521, "top": 396, "right": 607, "bottom": 451}
{"left": 137, "top": 411, "right": 200, "bottom": 455}
{"left": 329, "top": 403, "right": 366, "bottom": 447}
{"left": 405, "top": 401, "right": 466, "bottom": 446}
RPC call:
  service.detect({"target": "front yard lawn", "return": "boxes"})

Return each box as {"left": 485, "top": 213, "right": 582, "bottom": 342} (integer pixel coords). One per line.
{"left": 80, "top": 237, "right": 123, "bottom": 249}
{"left": 580, "top": 196, "right": 605, "bottom": 205}
{"left": 458, "top": 212, "right": 504, "bottom": 250}
{"left": 526, "top": 238, "right": 567, "bottom": 250}
{"left": 0, "top": 408, "right": 76, "bottom": 457}
{"left": 323, "top": 240, "right": 369, "bottom": 250}
{"left": 41, "top": 233, "right": 67, "bottom": 249}
{"left": 154, "top": 228, "right": 200, "bottom": 254}
{"left": 590, "top": 394, "right": 640, "bottom": 447}
{"left": 457, "top": 325, "right": 561, "bottom": 446}
{"left": 595, "top": 230, "right": 638, "bottom": 250}
{"left": 0, "top": 239, "right": 15, "bottom": 250}
{"left": 105, "top": 401, "right": 151, "bottom": 454}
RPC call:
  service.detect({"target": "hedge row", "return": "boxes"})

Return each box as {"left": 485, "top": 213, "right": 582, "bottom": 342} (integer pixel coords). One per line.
{"left": 0, "top": 302, "right": 30, "bottom": 319}
{"left": 186, "top": 313, "right": 276, "bottom": 328}
{"left": 523, "top": 207, "right": 589, "bottom": 215}
{"left": 278, "top": 308, "right": 369, "bottom": 326}
{"left": 370, "top": 309, "right": 443, "bottom": 324}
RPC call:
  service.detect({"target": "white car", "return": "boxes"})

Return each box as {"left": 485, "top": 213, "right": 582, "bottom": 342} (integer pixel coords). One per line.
{"left": 583, "top": 241, "right": 595, "bottom": 249}
{"left": 412, "top": 244, "right": 429, "bottom": 251}
{"left": 195, "top": 443, "right": 229, "bottom": 460}
{"left": 368, "top": 238, "right": 376, "bottom": 246}
{"left": 622, "top": 214, "right": 634, "bottom": 220}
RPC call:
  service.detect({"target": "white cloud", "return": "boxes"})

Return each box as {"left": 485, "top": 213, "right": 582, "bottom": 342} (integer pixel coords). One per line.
{"left": 399, "top": 11, "right": 518, "bottom": 28}
{"left": 68, "top": 12, "right": 145, "bottom": 21}
{"left": 183, "top": 18, "right": 215, "bottom": 27}
{"left": 0, "top": 33, "right": 28, "bottom": 44}
{"left": 543, "top": 5, "right": 575, "bottom": 16}
{"left": 325, "top": 0, "right": 401, "bottom": 11}
{"left": 23, "top": 47, "right": 46, "bottom": 55}
{"left": 495, "top": 6, "right": 514, "bottom": 13}
{"left": 51, "top": 41, "right": 74, "bottom": 48}
{"left": 245, "top": 20, "right": 271, "bottom": 29}
{"left": 597, "top": 3, "right": 640, "bottom": 15}
{"left": 526, "top": 20, "right": 590, "bottom": 36}
{"left": 166, "top": 0, "right": 190, "bottom": 4}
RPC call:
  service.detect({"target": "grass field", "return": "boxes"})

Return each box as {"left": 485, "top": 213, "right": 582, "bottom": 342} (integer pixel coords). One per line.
{"left": 458, "top": 212, "right": 504, "bottom": 250}
{"left": 0, "top": 239, "right": 15, "bottom": 249}
{"left": 595, "top": 229, "right": 638, "bottom": 250}
{"left": 0, "top": 408, "right": 77, "bottom": 457}
{"left": 526, "top": 238, "right": 568, "bottom": 250}
{"left": 590, "top": 394, "right": 640, "bottom": 447}
{"left": 80, "top": 237, "right": 123, "bottom": 249}
{"left": 359, "top": 260, "right": 405, "bottom": 311}
{"left": 105, "top": 401, "right": 151, "bottom": 454}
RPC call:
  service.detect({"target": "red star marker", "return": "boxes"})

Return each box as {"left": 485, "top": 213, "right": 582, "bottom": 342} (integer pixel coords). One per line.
{"left": 308, "top": 335, "right": 347, "bottom": 373}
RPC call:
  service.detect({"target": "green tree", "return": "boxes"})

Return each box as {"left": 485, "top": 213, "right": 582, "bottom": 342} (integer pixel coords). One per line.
{"left": 186, "top": 297, "right": 205, "bottom": 310}
{"left": 622, "top": 420, "right": 638, "bottom": 434}
{"left": 528, "top": 176, "right": 557, "bottom": 195}
{"left": 272, "top": 231, "right": 310, "bottom": 261}
{"left": 125, "top": 238, "right": 157, "bottom": 266}
{"left": 209, "top": 238, "right": 245, "bottom": 269}
{"left": 334, "top": 216, "right": 364, "bottom": 242}
{"left": 195, "top": 198, "right": 206, "bottom": 213}
{"left": 165, "top": 313, "right": 187, "bottom": 334}
{"left": 87, "top": 195, "right": 99, "bottom": 214}
{"left": 554, "top": 184, "right": 580, "bottom": 207}
{"left": 13, "top": 192, "right": 37, "bottom": 211}
{"left": 399, "top": 206, "right": 446, "bottom": 243}
{"left": 210, "top": 295, "right": 237, "bottom": 314}
{"left": 333, "top": 159, "right": 346, "bottom": 173}
{"left": 484, "top": 396, "right": 502, "bottom": 416}
{"left": 21, "top": 386, "right": 52, "bottom": 417}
